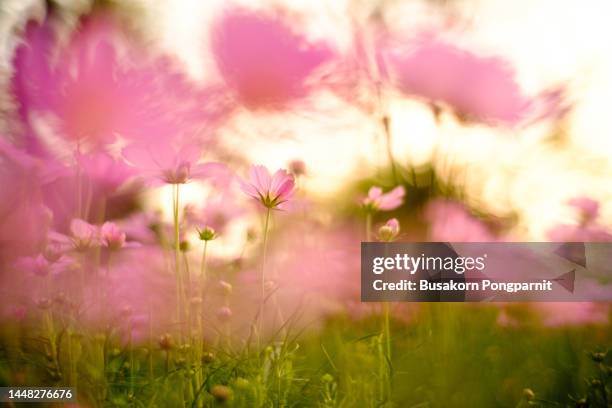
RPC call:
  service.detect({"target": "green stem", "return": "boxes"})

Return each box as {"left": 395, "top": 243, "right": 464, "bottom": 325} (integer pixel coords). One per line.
{"left": 259, "top": 208, "right": 272, "bottom": 342}
{"left": 366, "top": 212, "right": 373, "bottom": 242}
{"left": 383, "top": 301, "right": 392, "bottom": 398}
{"left": 200, "top": 241, "right": 208, "bottom": 298}
{"left": 172, "top": 184, "right": 183, "bottom": 341}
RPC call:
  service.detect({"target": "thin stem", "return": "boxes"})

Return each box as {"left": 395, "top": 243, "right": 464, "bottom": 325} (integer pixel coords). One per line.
{"left": 172, "top": 184, "right": 183, "bottom": 341}
{"left": 383, "top": 301, "right": 392, "bottom": 398}
{"left": 381, "top": 116, "right": 399, "bottom": 183}
{"left": 365, "top": 212, "right": 373, "bottom": 242}
{"left": 200, "top": 241, "right": 208, "bottom": 298}
{"left": 259, "top": 208, "right": 272, "bottom": 342}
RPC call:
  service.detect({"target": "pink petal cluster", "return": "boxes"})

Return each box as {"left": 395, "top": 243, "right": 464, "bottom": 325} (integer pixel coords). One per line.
{"left": 362, "top": 186, "right": 405, "bottom": 211}
{"left": 240, "top": 165, "right": 296, "bottom": 209}
{"left": 388, "top": 36, "right": 561, "bottom": 126}
{"left": 547, "top": 197, "right": 612, "bottom": 242}
{"left": 122, "top": 138, "right": 229, "bottom": 186}
{"left": 12, "top": 14, "right": 219, "bottom": 153}
{"left": 211, "top": 7, "right": 334, "bottom": 110}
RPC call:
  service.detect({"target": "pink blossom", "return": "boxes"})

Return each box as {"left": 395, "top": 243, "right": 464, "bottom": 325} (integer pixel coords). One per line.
{"left": 211, "top": 7, "right": 334, "bottom": 110}
{"left": 362, "top": 186, "right": 405, "bottom": 211}
{"left": 76, "top": 153, "right": 135, "bottom": 196}
{"left": 184, "top": 193, "right": 245, "bottom": 233}
{"left": 388, "top": 36, "right": 563, "bottom": 126}
{"left": 100, "top": 222, "right": 127, "bottom": 250}
{"left": 12, "top": 14, "right": 218, "bottom": 152}
{"left": 568, "top": 197, "right": 600, "bottom": 224}
{"left": 547, "top": 197, "right": 612, "bottom": 242}
{"left": 69, "top": 219, "right": 101, "bottom": 250}
{"left": 122, "top": 138, "right": 229, "bottom": 186}
{"left": 240, "top": 165, "right": 296, "bottom": 209}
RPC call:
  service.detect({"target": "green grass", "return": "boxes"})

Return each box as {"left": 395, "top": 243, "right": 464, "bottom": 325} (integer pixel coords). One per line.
{"left": 0, "top": 304, "right": 610, "bottom": 407}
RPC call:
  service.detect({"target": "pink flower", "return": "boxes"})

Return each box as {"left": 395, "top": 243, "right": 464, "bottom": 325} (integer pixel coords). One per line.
{"left": 378, "top": 218, "right": 400, "bottom": 241}
{"left": 568, "top": 197, "right": 600, "bottom": 224}
{"left": 76, "top": 153, "right": 135, "bottom": 197}
{"left": 547, "top": 197, "right": 612, "bottom": 242}
{"left": 211, "top": 7, "right": 334, "bottom": 110}
{"left": 69, "top": 219, "right": 101, "bottom": 250}
{"left": 122, "top": 138, "right": 229, "bottom": 186}
{"left": 184, "top": 193, "right": 245, "bottom": 233}
{"left": 362, "top": 186, "right": 405, "bottom": 211}
{"left": 388, "top": 36, "right": 563, "bottom": 126}
{"left": 100, "top": 222, "right": 126, "bottom": 250}
{"left": 12, "top": 14, "right": 217, "bottom": 152}
{"left": 240, "top": 165, "right": 296, "bottom": 209}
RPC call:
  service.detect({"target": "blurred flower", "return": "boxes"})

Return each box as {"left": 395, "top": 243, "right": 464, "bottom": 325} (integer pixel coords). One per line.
{"left": 388, "top": 36, "right": 563, "bottom": 126}
{"left": 216, "top": 306, "right": 232, "bottom": 322}
{"left": 425, "top": 200, "right": 495, "bottom": 242}
{"left": 15, "top": 254, "right": 50, "bottom": 277}
{"left": 362, "top": 186, "right": 405, "bottom": 211}
{"left": 211, "top": 7, "right": 334, "bottom": 110}
{"left": 377, "top": 218, "right": 400, "bottom": 242}
{"left": 219, "top": 280, "right": 233, "bottom": 296}
{"left": 210, "top": 384, "right": 232, "bottom": 403}
{"left": 568, "top": 197, "right": 600, "bottom": 225}
{"left": 158, "top": 333, "right": 174, "bottom": 351}
{"left": 240, "top": 165, "right": 296, "bottom": 209}
{"left": 548, "top": 197, "right": 612, "bottom": 241}
{"left": 0, "top": 139, "right": 60, "bottom": 261}
{"left": 184, "top": 193, "right": 244, "bottom": 233}
{"left": 69, "top": 219, "right": 101, "bottom": 250}
{"left": 12, "top": 14, "right": 218, "bottom": 154}
{"left": 100, "top": 222, "right": 126, "bottom": 250}
{"left": 123, "top": 138, "right": 229, "bottom": 186}
{"left": 76, "top": 153, "right": 135, "bottom": 197}
{"left": 288, "top": 159, "right": 307, "bottom": 177}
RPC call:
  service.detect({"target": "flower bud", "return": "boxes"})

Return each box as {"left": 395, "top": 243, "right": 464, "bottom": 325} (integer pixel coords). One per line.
{"left": 288, "top": 160, "right": 306, "bottom": 177}
{"left": 202, "top": 352, "right": 215, "bottom": 364}
{"left": 210, "top": 385, "right": 232, "bottom": 403}
{"left": 321, "top": 373, "right": 334, "bottom": 384}
{"left": 216, "top": 306, "right": 232, "bottom": 322}
{"left": 101, "top": 222, "right": 126, "bottom": 250}
{"left": 591, "top": 352, "right": 606, "bottom": 363}
{"left": 522, "top": 388, "right": 535, "bottom": 401}
{"left": 158, "top": 333, "right": 174, "bottom": 351}
{"left": 377, "top": 218, "right": 400, "bottom": 242}
{"left": 35, "top": 298, "right": 51, "bottom": 310}
{"left": 219, "top": 280, "right": 233, "bottom": 296}
{"left": 179, "top": 240, "right": 191, "bottom": 252}
{"left": 197, "top": 226, "right": 217, "bottom": 241}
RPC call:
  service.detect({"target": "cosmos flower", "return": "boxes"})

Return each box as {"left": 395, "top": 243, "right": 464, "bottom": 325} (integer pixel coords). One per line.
{"left": 547, "top": 197, "right": 612, "bottom": 241}
{"left": 211, "top": 7, "right": 334, "bottom": 110}
{"left": 122, "top": 138, "right": 230, "bottom": 186}
{"left": 12, "top": 14, "right": 217, "bottom": 153}
{"left": 240, "top": 165, "right": 295, "bottom": 209}
{"left": 388, "top": 36, "right": 564, "bottom": 126}
{"left": 76, "top": 153, "right": 135, "bottom": 197}
{"left": 362, "top": 186, "right": 405, "bottom": 212}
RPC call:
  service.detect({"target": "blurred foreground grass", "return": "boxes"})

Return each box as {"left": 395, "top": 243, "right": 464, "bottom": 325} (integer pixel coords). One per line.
{"left": 1, "top": 304, "right": 610, "bottom": 407}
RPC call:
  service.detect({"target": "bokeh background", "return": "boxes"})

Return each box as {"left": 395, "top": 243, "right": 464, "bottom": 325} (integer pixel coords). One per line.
{"left": 0, "top": 0, "right": 611, "bottom": 407}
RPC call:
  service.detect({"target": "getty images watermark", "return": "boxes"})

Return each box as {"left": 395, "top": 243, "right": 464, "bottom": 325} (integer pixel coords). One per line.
{"left": 361, "top": 242, "right": 612, "bottom": 302}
